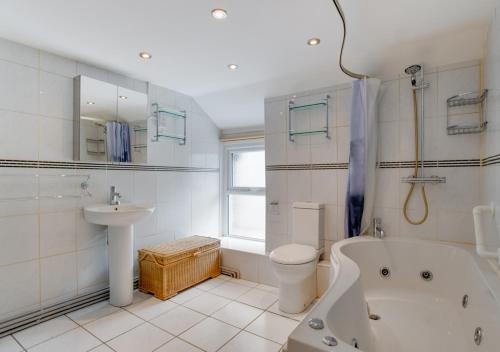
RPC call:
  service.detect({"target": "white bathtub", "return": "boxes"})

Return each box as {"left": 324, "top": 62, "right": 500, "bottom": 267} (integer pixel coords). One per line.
{"left": 287, "top": 237, "right": 500, "bottom": 352}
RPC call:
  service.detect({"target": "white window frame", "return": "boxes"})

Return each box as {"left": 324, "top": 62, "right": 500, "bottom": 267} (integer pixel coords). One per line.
{"left": 221, "top": 139, "right": 265, "bottom": 241}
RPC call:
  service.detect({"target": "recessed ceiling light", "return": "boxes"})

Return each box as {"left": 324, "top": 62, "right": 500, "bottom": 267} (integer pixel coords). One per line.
{"left": 211, "top": 8, "right": 227, "bottom": 20}
{"left": 139, "top": 51, "right": 152, "bottom": 59}
{"left": 119, "top": 95, "right": 128, "bottom": 100}
{"left": 307, "top": 38, "right": 321, "bottom": 46}
{"left": 227, "top": 64, "right": 239, "bottom": 70}
{"left": 86, "top": 101, "right": 95, "bottom": 105}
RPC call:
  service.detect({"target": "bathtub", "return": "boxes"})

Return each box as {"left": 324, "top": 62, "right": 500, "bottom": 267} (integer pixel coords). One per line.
{"left": 287, "top": 237, "right": 500, "bottom": 352}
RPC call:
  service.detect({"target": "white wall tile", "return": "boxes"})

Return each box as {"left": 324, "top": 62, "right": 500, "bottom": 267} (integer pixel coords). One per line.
{"left": 39, "top": 51, "right": 77, "bottom": 78}
{"left": 311, "top": 170, "right": 337, "bottom": 205}
{"left": 39, "top": 117, "right": 73, "bottom": 161}
{"left": 0, "top": 260, "right": 39, "bottom": 319}
{"left": 0, "top": 60, "right": 39, "bottom": 114}
{"left": 264, "top": 100, "right": 287, "bottom": 134}
{"left": 0, "top": 214, "right": 38, "bottom": 266}
{"left": 39, "top": 71, "right": 73, "bottom": 119}
{"left": 40, "top": 211, "right": 76, "bottom": 257}
{"left": 287, "top": 170, "right": 311, "bottom": 203}
{"left": 379, "top": 79, "right": 399, "bottom": 122}
{"left": 77, "top": 245, "right": 108, "bottom": 292}
{"left": 0, "top": 38, "right": 39, "bottom": 68}
{"left": 41, "top": 253, "right": 77, "bottom": 303}
{"left": 0, "top": 110, "right": 39, "bottom": 160}
{"left": 265, "top": 133, "right": 287, "bottom": 165}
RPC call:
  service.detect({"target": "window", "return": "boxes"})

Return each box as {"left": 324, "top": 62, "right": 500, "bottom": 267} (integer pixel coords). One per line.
{"left": 223, "top": 142, "right": 265, "bottom": 241}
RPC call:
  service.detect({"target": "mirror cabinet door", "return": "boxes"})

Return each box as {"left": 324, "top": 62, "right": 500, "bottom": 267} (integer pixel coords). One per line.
{"left": 74, "top": 76, "right": 148, "bottom": 164}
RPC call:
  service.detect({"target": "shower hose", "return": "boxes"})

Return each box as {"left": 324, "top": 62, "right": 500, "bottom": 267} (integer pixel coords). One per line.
{"left": 403, "top": 89, "right": 429, "bottom": 225}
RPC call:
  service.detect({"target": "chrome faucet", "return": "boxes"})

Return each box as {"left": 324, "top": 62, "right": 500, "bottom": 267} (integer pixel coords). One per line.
{"left": 109, "top": 186, "right": 121, "bottom": 205}
{"left": 373, "top": 218, "right": 385, "bottom": 239}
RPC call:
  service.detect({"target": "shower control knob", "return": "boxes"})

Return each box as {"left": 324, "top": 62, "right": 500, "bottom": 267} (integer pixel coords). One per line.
{"left": 308, "top": 318, "right": 324, "bottom": 330}
{"left": 322, "top": 336, "right": 338, "bottom": 347}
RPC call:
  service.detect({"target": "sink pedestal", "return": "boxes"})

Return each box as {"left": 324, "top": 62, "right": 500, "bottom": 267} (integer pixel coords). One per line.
{"left": 108, "top": 225, "right": 134, "bottom": 306}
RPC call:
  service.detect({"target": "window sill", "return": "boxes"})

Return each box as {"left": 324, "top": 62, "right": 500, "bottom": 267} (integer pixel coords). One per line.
{"left": 220, "top": 237, "right": 266, "bottom": 256}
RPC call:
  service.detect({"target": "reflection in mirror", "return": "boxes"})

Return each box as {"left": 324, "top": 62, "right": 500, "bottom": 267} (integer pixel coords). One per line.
{"left": 74, "top": 76, "right": 148, "bottom": 164}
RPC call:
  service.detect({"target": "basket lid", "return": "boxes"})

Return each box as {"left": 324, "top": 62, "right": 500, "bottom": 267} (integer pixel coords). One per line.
{"left": 142, "top": 235, "right": 220, "bottom": 257}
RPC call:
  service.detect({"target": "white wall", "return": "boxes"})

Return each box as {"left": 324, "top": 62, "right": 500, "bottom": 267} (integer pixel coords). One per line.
{"left": 481, "top": 1, "right": 500, "bottom": 250}
{"left": 265, "top": 61, "right": 482, "bottom": 253}
{"left": 0, "top": 37, "right": 221, "bottom": 321}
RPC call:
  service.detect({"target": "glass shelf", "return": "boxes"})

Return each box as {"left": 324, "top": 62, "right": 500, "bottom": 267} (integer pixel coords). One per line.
{"left": 133, "top": 127, "right": 147, "bottom": 133}
{"left": 289, "top": 129, "right": 328, "bottom": 136}
{"left": 157, "top": 109, "right": 186, "bottom": 119}
{"left": 132, "top": 144, "right": 147, "bottom": 149}
{"left": 152, "top": 103, "right": 187, "bottom": 145}
{"left": 289, "top": 102, "right": 327, "bottom": 111}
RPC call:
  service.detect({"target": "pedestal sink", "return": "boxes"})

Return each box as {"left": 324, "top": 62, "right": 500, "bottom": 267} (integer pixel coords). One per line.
{"left": 84, "top": 203, "right": 155, "bottom": 306}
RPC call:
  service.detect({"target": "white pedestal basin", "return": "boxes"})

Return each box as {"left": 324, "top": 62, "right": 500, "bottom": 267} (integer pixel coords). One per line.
{"left": 84, "top": 203, "right": 155, "bottom": 307}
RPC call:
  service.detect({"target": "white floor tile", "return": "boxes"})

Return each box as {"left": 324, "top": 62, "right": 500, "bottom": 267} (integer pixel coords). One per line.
{"left": 27, "top": 327, "right": 101, "bottom": 352}
{"left": 245, "top": 312, "right": 299, "bottom": 344}
{"left": 169, "top": 287, "right": 203, "bottom": 304}
{"left": 236, "top": 288, "right": 279, "bottom": 310}
{"left": 150, "top": 306, "right": 205, "bottom": 336}
{"left": 84, "top": 310, "right": 143, "bottom": 342}
{"left": 256, "top": 284, "right": 279, "bottom": 294}
{"left": 66, "top": 301, "right": 120, "bottom": 325}
{"left": 218, "top": 331, "right": 281, "bottom": 352}
{"left": 267, "top": 300, "right": 316, "bottom": 321}
{"left": 211, "top": 301, "right": 263, "bottom": 328}
{"left": 228, "top": 278, "right": 259, "bottom": 288}
{"left": 0, "top": 335, "right": 22, "bottom": 352}
{"left": 179, "top": 317, "right": 239, "bottom": 352}
{"left": 124, "top": 296, "right": 177, "bottom": 321}
{"left": 155, "top": 338, "right": 202, "bottom": 352}
{"left": 14, "top": 316, "right": 78, "bottom": 349}
{"left": 183, "top": 293, "right": 231, "bottom": 315}
{"left": 89, "top": 345, "right": 114, "bottom": 352}
{"left": 195, "top": 277, "right": 226, "bottom": 291}
{"left": 209, "top": 282, "right": 251, "bottom": 300}
{"left": 107, "top": 323, "right": 173, "bottom": 352}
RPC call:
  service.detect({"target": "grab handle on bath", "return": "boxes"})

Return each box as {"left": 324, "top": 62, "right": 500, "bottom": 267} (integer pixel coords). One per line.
{"left": 473, "top": 204, "right": 500, "bottom": 263}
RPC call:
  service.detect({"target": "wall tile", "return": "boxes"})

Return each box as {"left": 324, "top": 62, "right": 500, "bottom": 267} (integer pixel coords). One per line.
{"left": 40, "top": 211, "right": 76, "bottom": 257}
{"left": 0, "top": 38, "right": 39, "bottom": 68}
{"left": 0, "top": 110, "right": 39, "bottom": 160}
{"left": 0, "top": 215, "right": 38, "bottom": 266}
{"left": 265, "top": 133, "right": 287, "bottom": 165}
{"left": 77, "top": 245, "right": 108, "bottom": 292}
{"left": 39, "top": 117, "right": 73, "bottom": 161}
{"left": 287, "top": 170, "right": 311, "bottom": 203}
{"left": 39, "top": 51, "right": 77, "bottom": 78}
{"left": 41, "top": 253, "right": 77, "bottom": 303}
{"left": 311, "top": 170, "right": 337, "bottom": 205}
{"left": 0, "top": 60, "right": 39, "bottom": 114}
{"left": 39, "top": 71, "right": 73, "bottom": 119}
{"left": 0, "top": 260, "right": 40, "bottom": 319}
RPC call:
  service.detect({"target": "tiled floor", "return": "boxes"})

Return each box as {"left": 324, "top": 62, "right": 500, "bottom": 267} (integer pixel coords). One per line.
{"left": 0, "top": 276, "right": 316, "bottom": 352}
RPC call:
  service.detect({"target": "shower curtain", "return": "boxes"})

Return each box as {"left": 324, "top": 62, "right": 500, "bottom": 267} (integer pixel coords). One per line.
{"left": 345, "top": 78, "right": 381, "bottom": 238}
{"left": 106, "top": 121, "right": 132, "bottom": 163}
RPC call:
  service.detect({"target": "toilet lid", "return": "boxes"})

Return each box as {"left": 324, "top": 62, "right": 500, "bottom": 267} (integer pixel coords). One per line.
{"left": 270, "top": 244, "right": 317, "bottom": 265}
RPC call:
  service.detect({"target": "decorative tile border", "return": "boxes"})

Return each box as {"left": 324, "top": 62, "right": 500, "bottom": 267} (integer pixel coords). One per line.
{"left": 482, "top": 153, "right": 500, "bottom": 166}
{"left": 0, "top": 159, "right": 219, "bottom": 172}
{"left": 266, "top": 158, "right": 482, "bottom": 171}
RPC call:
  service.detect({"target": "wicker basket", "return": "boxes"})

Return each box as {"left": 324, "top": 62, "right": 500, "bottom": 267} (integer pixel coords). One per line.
{"left": 138, "top": 236, "right": 221, "bottom": 300}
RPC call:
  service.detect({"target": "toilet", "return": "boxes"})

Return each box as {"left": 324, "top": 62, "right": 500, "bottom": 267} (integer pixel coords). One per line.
{"left": 270, "top": 202, "right": 324, "bottom": 313}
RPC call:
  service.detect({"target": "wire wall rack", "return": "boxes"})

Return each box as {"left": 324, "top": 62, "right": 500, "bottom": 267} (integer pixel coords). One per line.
{"left": 447, "top": 89, "right": 488, "bottom": 135}
{"left": 0, "top": 174, "right": 92, "bottom": 202}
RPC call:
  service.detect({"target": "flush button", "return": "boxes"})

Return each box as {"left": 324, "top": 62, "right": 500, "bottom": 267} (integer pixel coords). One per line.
{"left": 322, "top": 336, "right": 338, "bottom": 346}
{"left": 308, "top": 318, "right": 324, "bottom": 330}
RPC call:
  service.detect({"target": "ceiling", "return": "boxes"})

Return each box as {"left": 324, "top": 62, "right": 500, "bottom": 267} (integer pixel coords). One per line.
{"left": 0, "top": 0, "right": 495, "bottom": 129}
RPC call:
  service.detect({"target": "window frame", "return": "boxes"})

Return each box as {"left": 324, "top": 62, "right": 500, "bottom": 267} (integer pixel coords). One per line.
{"left": 222, "top": 139, "right": 265, "bottom": 241}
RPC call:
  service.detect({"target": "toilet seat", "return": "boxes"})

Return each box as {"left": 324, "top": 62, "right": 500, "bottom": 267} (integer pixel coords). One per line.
{"left": 270, "top": 244, "right": 317, "bottom": 265}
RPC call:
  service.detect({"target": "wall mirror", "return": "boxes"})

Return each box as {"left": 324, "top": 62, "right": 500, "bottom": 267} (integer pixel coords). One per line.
{"left": 73, "top": 76, "right": 148, "bottom": 164}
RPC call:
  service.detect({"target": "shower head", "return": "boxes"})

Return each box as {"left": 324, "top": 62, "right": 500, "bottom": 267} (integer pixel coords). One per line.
{"left": 404, "top": 64, "right": 422, "bottom": 76}
{"left": 405, "top": 64, "right": 422, "bottom": 86}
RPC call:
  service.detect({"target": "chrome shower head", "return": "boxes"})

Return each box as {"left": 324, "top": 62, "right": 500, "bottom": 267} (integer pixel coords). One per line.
{"left": 405, "top": 64, "right": 422, "bottom": 86}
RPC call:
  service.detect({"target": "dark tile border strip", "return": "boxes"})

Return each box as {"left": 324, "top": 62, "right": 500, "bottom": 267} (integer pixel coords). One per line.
{"left": 483, "top": 153, "right": 500, "bottom": 166}
{"left": 266, "top": 159, "right": 481, "bottom": 171}
{"left": 0, "top": 159, "right": 219, "bottom": 173}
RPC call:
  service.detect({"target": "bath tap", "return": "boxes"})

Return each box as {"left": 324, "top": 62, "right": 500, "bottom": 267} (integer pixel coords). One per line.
{"left": 373, "top": 218, "right": 385, "bottom": 239}
{"left": 109, "top": 186, "right": 122, "bottom": 205}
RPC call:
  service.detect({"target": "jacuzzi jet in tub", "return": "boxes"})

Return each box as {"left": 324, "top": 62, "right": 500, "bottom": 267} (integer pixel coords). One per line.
{"left": 379, "top": 266, "right": 390, "bottom": 278}
{"left": 351, "top": 338, "right": 359, "bottom": 348}
{"left": 420, "top": 270, "right": 433, "bottom": 281}
{"left": 369, "top": 314, "right": 381, "bottom": 320}
{"left": 474, "top": 327, "right": 483, "bottom": 346}
{"left": 462, "top": 294, "right": 469, "bottom": 308}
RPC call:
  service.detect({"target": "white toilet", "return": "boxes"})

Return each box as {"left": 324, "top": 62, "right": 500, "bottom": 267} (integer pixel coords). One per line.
{"left": 270, "top": 202, "right": 324, "bottom": 313}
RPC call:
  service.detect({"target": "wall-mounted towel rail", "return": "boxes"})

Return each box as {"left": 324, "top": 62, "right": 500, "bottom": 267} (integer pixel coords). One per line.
{"left": 0, "top": 174, "right": 91, "bottom": 201}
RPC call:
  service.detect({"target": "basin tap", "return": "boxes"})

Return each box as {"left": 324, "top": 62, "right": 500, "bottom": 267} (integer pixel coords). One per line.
{"left": 110, "top": 186, "right": 121, "bottom": 205}
{"left": 373, "top": 218, "right": 385, "bottom": 239}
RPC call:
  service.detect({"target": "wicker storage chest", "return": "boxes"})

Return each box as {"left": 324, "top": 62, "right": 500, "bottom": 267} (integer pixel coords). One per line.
{"left": 138, "top": 236, "right": 221, "bottom": 300}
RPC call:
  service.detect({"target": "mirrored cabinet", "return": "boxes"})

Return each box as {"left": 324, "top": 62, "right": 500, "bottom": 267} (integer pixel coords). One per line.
{"left": 73, "top": 76, "right": 148, "bottom": 164}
